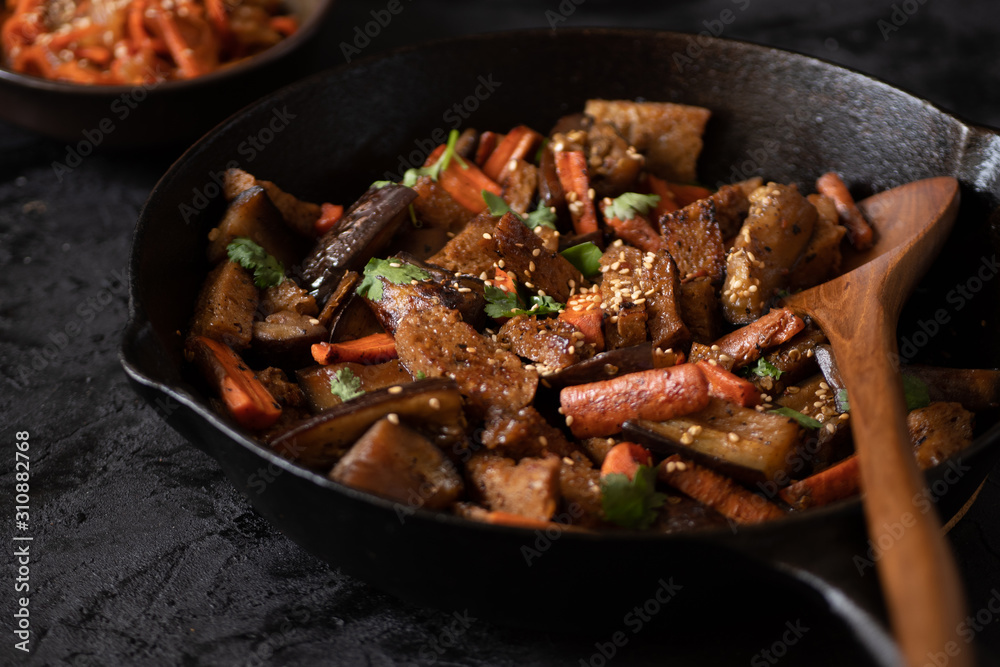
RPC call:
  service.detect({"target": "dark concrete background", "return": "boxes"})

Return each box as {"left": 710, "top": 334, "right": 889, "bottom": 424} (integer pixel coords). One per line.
{"left": 2, "top": 1, "right": 999, "bottom": 664}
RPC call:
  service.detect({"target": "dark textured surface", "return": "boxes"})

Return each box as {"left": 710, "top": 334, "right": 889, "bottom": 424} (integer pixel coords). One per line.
{"left": 2, "top": 1, "right": 1000, "bottom": 666}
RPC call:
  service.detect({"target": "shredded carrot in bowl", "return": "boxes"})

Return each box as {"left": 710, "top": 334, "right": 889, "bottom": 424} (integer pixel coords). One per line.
{"left": 0, "top": 0, "right": 297, "bottom": 84}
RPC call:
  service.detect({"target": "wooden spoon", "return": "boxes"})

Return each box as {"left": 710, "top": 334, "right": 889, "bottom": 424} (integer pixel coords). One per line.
{"left": 783, "top": 176, "right": 969, "bottom": 667}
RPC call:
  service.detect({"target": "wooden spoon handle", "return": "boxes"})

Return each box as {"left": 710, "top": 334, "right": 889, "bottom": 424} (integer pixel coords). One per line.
{"left": 826, "top": 306, "right": 972, "bottom": 667}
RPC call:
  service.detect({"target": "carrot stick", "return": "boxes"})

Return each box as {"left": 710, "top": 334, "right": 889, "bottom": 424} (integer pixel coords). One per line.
{"left": 558, "top": 293, "right": 605, "bottom": 352}
{"left": 695, "top": 360, "right": 762, "bottom": 407}
{"left": 602, "top": 208, "right": 665, "bottom": 253}
{"left": 559, "top": 364, "right": 710, "bottom": 438}
{"left": 600, "top": 442, "right": 653, "bottom": 480}
{"left": 666, "top": 182, "right": 712, "bottom": 207}
{"left": 314, "top": 203, "right": 344, "bottom": 236}
{"left": 491, "top": 266, "right": 517, "bottom": 293}
{"left": 188, "top": 336, "right": 282, "bottom": 430}
{"left": 779, "top": 455, "right": 860, "bottom": 510}
{"left": 646, "top": 174, "right": 680, "bottom": 217}
{"left": 816, "top": 172, "right": 875, "bottom": 250}
{"left": 424, "top": 145, "right": 502, "bottom": 213}
{"left": 712, "top": 307, "right": 805, "bottom": 369}
{"left": 658, "top": 454, "right": 786, "bottom": 524}
{"left": 554, "top": 150, "right": 599, "bottom": 235}
{"left": 312, "top": 333, "right": 397, "bottom": 365}
{"left": 268, "top": 15, "right": 298, "bottom": 36}
{"left": 482, "top": 125, "right": 543, "bottom": 181}
{"left": 475, "top": 131, "right": 502, "bottom": 166}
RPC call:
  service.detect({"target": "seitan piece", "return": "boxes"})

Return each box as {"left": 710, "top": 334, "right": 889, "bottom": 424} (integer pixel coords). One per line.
{"left": 223, "top": 168, "right": 321, "bottom": 237}
{"left": 395, "top": 305, "right": 538, "bottom": 418}
{"left": 599, "top": 243, "right": 648, "bottom": 350}
{"left": 296, "top": 360, "right": 414, "bottom": 412}
{"left": 480, "top": 406, "right": 578, "bottom": 459}
{"left": 426, "top": 212, "right": 498, "bottom": 277}
{"left": 189, "top": 261, "right": 259, "bottom": 350}
{"left": 207, "top": 185, "right": 308, "bottom": 270}
{"left": 494, "top": 212, "right": 584, "bottom": 303}
{"left": 788, "top": 194, "right": 846, "bottom": 290}
{"left": 497, "top": 315, "right": 595, "bottom": 373}
{"left": 558, "top": 453, "right": 605, "bottom": 527}
{"left": 259, "top": 279, "right": 318, "bottom": 317}
{"left": 907, "top": 402, "right": 975, "bottom": 470}
{"left": 639, "top": 250, "right": 689, "bottom": 350}
{"left": 657, "top": 195, "right": 727, "bottom": 282}
{"left": 584, "top": 99, "right": 711, "bottom": 183}
{"left": 466, "top": 452, "right": 561, "bottom": 521}
{"left": 412, "top": 175, "right": 475, "bottom": 232}
{"left": 500, "top": 159, "right": 539, "bottom": 215}
{"left": 678, "top": 277, "right": 720, "bottom": 344}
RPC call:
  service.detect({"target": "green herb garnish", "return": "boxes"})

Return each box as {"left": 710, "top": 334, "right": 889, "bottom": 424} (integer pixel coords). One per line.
{"left": 356, "top": 257, "right": 431, "bottom": 301}
{"left": 371, "top": 180, "right": 394, "bottom": 189}
{"left": 746, "top": 357, "right": 785, "bottom": 380}
{"left": 329, "top": 367, "right": 364, "bottom": 402}
{"left": 902, "top": 374, "right": 931, "bottom": 411}
{"left": 415, "top": 371, "right": 427, "bottom": 380}
{"left": 560, "top": 242, "right": 602, "bottom": 277}
{"left": 483, "top": 284, "right": 563, "bottom": 319}
{"left": 602, "top": 192, "right": 661, "bottom": 221}
{"left": 601, "top": 465, "right": 666, "bottom": 529}
{"left": 481, "top": 190, "right": 557, "bottom": 231}
{"left": 769, "top": 407, "right": 823, "bottom": 429}
{"left": 482, "top": 190, "right": 511, "bottom": 217}
{"left": 226, "top": 237, "right": 285, "bottom": 288}
{"left": 835, "top": 388, "right": 850, "bottom": 413}
{"left": 402, "top": 129, "right": 467, "bottom": 187}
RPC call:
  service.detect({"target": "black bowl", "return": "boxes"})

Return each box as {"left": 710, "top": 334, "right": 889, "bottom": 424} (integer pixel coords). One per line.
{"left": 121, "top": 29, "right": 1000, "bottom": 664}
{"left": 0, "top": 0, "right": 334, "bottom": 148}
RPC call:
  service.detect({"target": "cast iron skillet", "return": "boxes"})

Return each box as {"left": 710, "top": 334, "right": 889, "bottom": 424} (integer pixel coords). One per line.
{"left": 121, "top": 29, "right": 1000, "bottom": 664}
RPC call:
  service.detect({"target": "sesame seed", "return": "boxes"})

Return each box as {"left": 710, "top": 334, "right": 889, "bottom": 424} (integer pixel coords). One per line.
{"left": 483, "top": 233, "right": 492, "bottom": 240}
{"left": 666, "top": 461, "right": 677, "bottom": 473}
{"left": 587, "top": 188, "right": 595, "bottom": 199}
{"left": 813, "top": 401, "right": 825, "bottom": 408}
{"left": 429, "top": 398, "right": 441, "bottom": 409}
{"left": 676, "top": 461, "right": 688, "bottom": 472}
{"left": 787, "top": 386, "right": 800, "bottom": 394}
{"left": 634, "top": 298, "right": 646, "bottom": 305}
{"left": 680, "top": 433, "right": 693, "bottom": 445}
{"left": 819, "top": 382, "right": 829, "bottom": 390}
{"left": 497, "top": 259, "right": 505, "bottom": 268}
{"left": 387, "top": 413, "right": 400, "bottom": 425}
{"left": 457, "top": 287, "right": 472, "bottom": 293}
{"left": 611, "top": 261, "right": 621, "bottom": 271}
{"left": 710, "top": 345, "right": 720, "bottom": 351}
{"left": 529, "top": 261, "right": 536, "bottom": 272}
{"left": 525, "top": 282, "right": 534, "bottom": 289}
{"left": 532, "top": 248, "right": 541, "bottom": 257}
{"left": 748, "top": 285, "right": 758, "bottom": 293}
{"left": 566, "top": 415, "right": 574, "bottom": 426}
{"left": 388, "top": 385, "right": 403, "bottom": 394}
{"left": 727, "top": 432, "right": 740, "bottom": 443}
{"left": 389, "top": 262, "right": 401, "bottom": 268}
{"left": 479, "top": 272, "right": 488, "bottom": 280}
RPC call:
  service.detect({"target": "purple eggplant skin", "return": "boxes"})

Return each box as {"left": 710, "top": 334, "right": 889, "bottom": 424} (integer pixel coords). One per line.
{"left": 541, "top": 343, "right": 654, "bottom": 389}
{"left": 299, "top": 184, "right": 417, "bottom": 300}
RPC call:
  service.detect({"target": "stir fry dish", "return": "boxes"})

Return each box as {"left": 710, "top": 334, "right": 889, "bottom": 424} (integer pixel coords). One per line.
{"left": 1, "top": 0, "right": 297, "bottom": 83}
{"left": 184, "top": 100, "right": 997, "bottom": 532}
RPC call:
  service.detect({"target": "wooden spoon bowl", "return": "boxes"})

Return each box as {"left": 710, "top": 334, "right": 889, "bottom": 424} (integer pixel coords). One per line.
{"left": 783, "top": 177, "right": 967, "bottom": 666}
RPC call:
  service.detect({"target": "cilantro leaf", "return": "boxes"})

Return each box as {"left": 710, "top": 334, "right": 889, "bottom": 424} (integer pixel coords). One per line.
{"left": 356, "top": 257, "right": 431, "bottom": 301}
{"left": 525, "top": 295, "right": 564, "bottom": 315}
{"left": 769, "top": 407, "right": 822, "bottom": 429}
{"left": 401, "top": 129, "right": 467, "bottom": 187}
{"left": 560, "top": 242, "right": 602, "bottom": 277}
{"left": 600, "top": 465, "right": 666, "bottom": 529}
{"left": 371, "top": 180, "right": 394, "bottom": 189}
{"left": 329, "top": 367, "right": 364, "bottom": 402}
{"left": 835, "top": 388, "right": 850, "bottom": 413}
{"left": 746, "top": 357, "right": 784, "bottom": 380}
{"left": 603, "top": 192, "right": 661, "bottom": 221}
{"left": 484, "top": 284, "right": 523, "bottom": 318}
{"left": 524, "top": 202, "right": 557, "bottom": 230}
{"left": 902, "top": 374, "right": 931, "bottom": 411}
{"left": 415, "top": 370, "right": 427, "bottom": 380}
{"left": 482, "top": 190, "right": 510, "bottom": 217}
{"left": 226, "top": 237, "right": 285, "bottom": 288}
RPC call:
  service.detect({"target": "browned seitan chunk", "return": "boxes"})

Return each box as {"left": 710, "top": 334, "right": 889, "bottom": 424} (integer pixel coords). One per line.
{"left": 412, "top": 175, "right": 475, "bottom": 232}
{"left": 331, "top": 418, "right": 464, "bottom": 510}
{"left": 297, "top": 360, "right": 414, "bottom": 412}
{"left": 207, "top": 186, "right": 308, "bottom": 269}
{"left": 494, "top": 211, "right": 585, "bottom": 303}
{"left": 257, "top": 367, "right": 306, "bottom": 408}
{"left": 678, "top": 277, "right": 720, "bottom": 344}
{"left": 584, "top": 99, "right": 711, "bottom": 183}
{"left": 427, "top": 212, "right": 498, "bottom": 277}
{"left": 599, "top": 244, "right": 648, "bottom": 350}
{"left": 223, "top": 168, "right": 320, "bottom": 237}
{"left": 722, "top": 183, "right": 817, "bottom": 325}
{"left": 788, "top": 194, "right": 846, "bottom": 290}
{"left": 395, "top": 305, "right": 538, "bottom": 418}
{"left": 579, "top": 437, "right": 618, "bottom": 466}
{"left": 259, "top": 279, "right": 318, "bottom": 317}
{"left": 500, "top": 159, "right": 539, "bottom": 215}
{"left": 907, "top": 402, "right": 975, "bottom": 470}
{"left": 583, "top": 120, "right": 644, "bottom": 198}
{"left": 640, "top": 250, "right": 689, "bottom": 350}
{"left": 480, "top": 406, "right": 578, "bottom": 459}
{"left": 466, "top": 452, "right": 561, "bottom": 521}
{"left": 189, "top": 261, "right": 259, "bottom": 350}
{"left": 558, "top": 454, "right": 604, "bottom": 527}
{"left": 365, "top": 274, "right": 485, "bottom": 336}
{"left": 657, "top": 195, "right": 726, "bottom": 282}
{"left": 497, "top": 315, "right": 595, "bottom": 373}
{"left": 711, "top": 184, "right": 753, "bottom": 240}
{"left": 538, "top": 144, "right": 566, "bottom": 210}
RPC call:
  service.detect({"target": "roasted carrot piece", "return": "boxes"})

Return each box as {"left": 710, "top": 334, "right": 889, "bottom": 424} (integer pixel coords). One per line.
{"left": 559, "top": 364, "right": 710, "bottom": 438}
{"left": 695, "top": 360, "right": 762, "bottom": 407}
{"left": 646, "top": 174, "right": 680, "bottom": 217}
{"left": 554, "top": 150, "right": 599, "bottom": 235}
{"left": 657, "top": 454, "right": 786, "bottom": 524}
{"left": 188, "top": 336, "right": 282, "bottom": 430}
{"left": 603, "top": 208, "right": 665, "bottom": 253}
{"left": 779, "top": 455, "right": 860, "bottom": 510}
{"left": 312, "top": 333, "right": 397, "bottom": 365}
{"left": 475, "top": 131, "right": 502, "bottom": 166}
{"left": 314, "top": 203, "right": 344, "bottom": 236}
{"left": 492, "top": 266, "right": 517, "bottom": 293}
{"left": 484, "top": 511, "right": 558, "bottom": 529}
{"left": 424, "top": 145, "right": 502, "bottom": 213}
{"left": 269, "top": 15, "right": 298, "bottom": 36}
{"left": 600, "top": 442, "right": 654, "bottom": 480}
{"left": 712, "top": 307, "right": 805, "bottom": 369}
{"left": 483, "top": 125, "right": 543, "bottom": 181}
{"left": 816, "top": 172, "right": 874, "bottom": 250}
{"left": 558, "top": 293, "right": 605, "bottom": 351}
{"left": 666, "top": 182, "right": 712, "bottom": 207}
